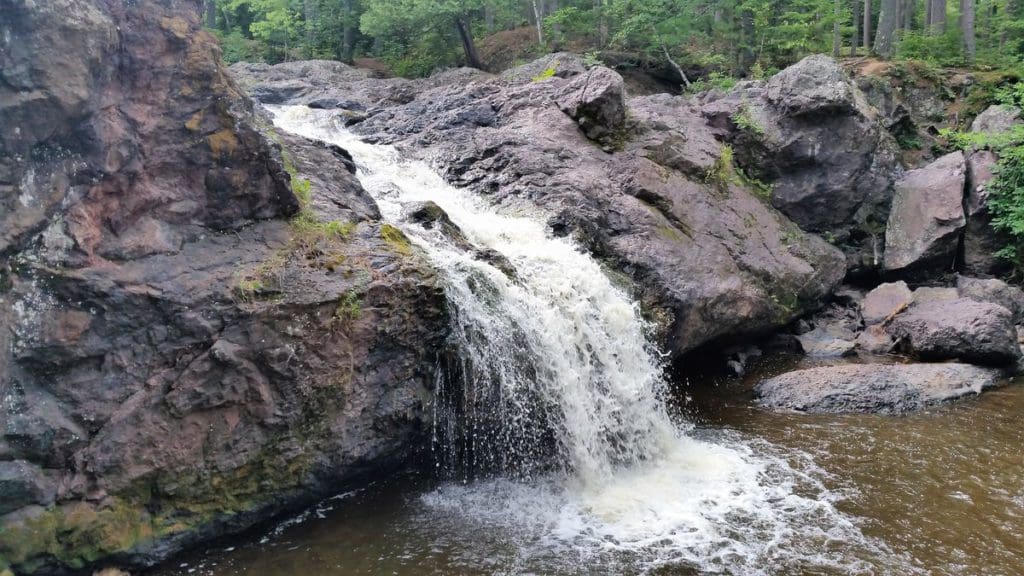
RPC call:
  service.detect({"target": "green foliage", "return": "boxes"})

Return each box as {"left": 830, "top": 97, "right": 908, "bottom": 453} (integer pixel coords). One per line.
{"left": 332, "top": 289, "right": 363, "bottom": 326}
{"left": 731, "top": 102, "right": 764, "bottom": 135}
{"left": 532, "top": 65, "right": 557, "bottom": 82}
{"left": 943, "top": 94, "right": 1024, "bottom": 272}
{"left": 380, "top": 223, "right": 412, "bottom": 254}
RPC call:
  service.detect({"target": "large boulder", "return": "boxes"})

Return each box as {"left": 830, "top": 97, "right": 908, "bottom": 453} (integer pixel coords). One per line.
{"left": 556, "top": 67, "right": 627, "bottom": 146}
{"left": 887, "top": 299, "right": 1021, "bottom": 366}
{"left": 962, "top": 150, "right": 1006, "bottom": 276}
{"left": 970, "top": 104, "right": 1022, "bottom": 135}
{"left": 756, "top": 363, "right": 1003, "bottom": 414}
{"left": 701, "top": 55, "right": 899, "bottom": 273}
{"left": 0, "top": 3, "right": 447, "bottom": 574}
{"left": 241, "top": 59, "right": 846, "bottom": 357}
{"left": 883, "top": 151, "right": 966, "bottom": 276}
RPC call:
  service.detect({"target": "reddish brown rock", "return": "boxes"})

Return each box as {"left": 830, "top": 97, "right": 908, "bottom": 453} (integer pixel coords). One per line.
{"left": 0, "top": 2, "right": 446, "bottom": 574}
{"left": 883, "top": 151, "right": 966, "bottom": 276}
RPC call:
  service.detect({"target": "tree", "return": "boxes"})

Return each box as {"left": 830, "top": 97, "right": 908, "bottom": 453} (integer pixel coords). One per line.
{"left": 929, "top": 0, "right": 947, "bottom": 31}
{"left": 360, "top": 0, "right": 486, "bottom": 70}
{"left": 961, "top": 0, "right": 976, "bottom": 61}
{"left": 864, "top": 0, "right": 872, "bottom": 51}
{"left": 874, "top": 0, "right": 899, "bottom": 55}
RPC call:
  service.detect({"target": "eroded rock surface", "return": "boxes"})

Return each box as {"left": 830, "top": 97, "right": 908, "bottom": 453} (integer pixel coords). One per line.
{"left": 0, "top": 3, "right": 446, "bottom": 574}
{"left": 888, "top": 299, "right": 1020, "bottom": 366}
{"left": 236, "top": 57, "right": 847, "bottom": 356}
{"left": 756, "top": 363, "right": 1003, "bottom": 414}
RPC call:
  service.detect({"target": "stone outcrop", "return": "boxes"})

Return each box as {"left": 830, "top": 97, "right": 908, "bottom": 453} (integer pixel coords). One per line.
{"left": 237, "top": 57, "right": 847, "bottom": 357}
{"left": 883, "top": 151, "right": 967, "bottom": 276}
{"left": 0, "top": 2, "right": 447, "bottom": 574}
{"left": 756, "top": 363, "right": 1003, "bottom": 414}
{"left": 702, "top": 55, "right": 899, "bottom": 272}
{"left": 956, "top": 275, "right": 1024, "bottom": 322}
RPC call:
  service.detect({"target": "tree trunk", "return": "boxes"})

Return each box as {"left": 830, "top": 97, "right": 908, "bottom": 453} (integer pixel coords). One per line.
{"left": 901, "top": 0, "right": 914, "bottom": 29}
{"left": 484, "top": 3, "right": 495, "bottom": 33}
{"left": 833, "top": 0, "right": 842, "bottom": 56}
{"left": 863, "top": 0, "right": 872, "bottom": 53}
{"left": 455, "top": 17, "right": 484, "bottom": 69}
{"left": 595, "top": 0, "right": 608, "bottom": 46}
{"left": 852, "top": 0, "right": 861, "bottom": 55}
{"left": 304, "top": 0, "right": 317, "bottom": 57}
{"left": 531, "top": 0, "right": 545, "bottom": 44}
{"left": 549, "top": 0, "right": 561, "bottom": 48}
{"left": 874, "top": 0, "right": 899, "bottom": 56}
{"left": 929, "top": 0, "right": 947, "bottom": 32}
{"left": 205, "top": 0, "right": 217, "bottom": 28}
{"left": 342, "top": 0, "right": 355, "bottom": 63}
{"left": 661, "top": 43, "right": 691, "bottom": 89}
{"left": 961, "top": 0, "right": 976, "bottom": 61}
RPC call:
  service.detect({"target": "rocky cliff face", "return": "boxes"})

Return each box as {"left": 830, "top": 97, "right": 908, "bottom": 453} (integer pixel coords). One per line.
{"left": 233, "top": 54, "right": 853, "bottom": 357}
{"left": 0, "top": 2, "right": 446, "bottom": 574}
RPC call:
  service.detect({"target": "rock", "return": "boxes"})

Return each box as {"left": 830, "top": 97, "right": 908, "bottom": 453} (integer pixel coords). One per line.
{"left": 248, "top": 55, "right": 846, "bottom": 357}
{"left": 911, "top": 286, "right": 959, "bottom": 304}
{"left": 861, "top": 281, "right": 914, "bottom": 325}
{"left": 764, "top": 54, "right": 856, "bottom": 116}
{"left": 956, "top": 276, "right": 1024, "bottom": 322}
{"left": 883, "top": 151, "right": 966, "bottom": 276}
{"left": 756, "top": 363, "right": 1002, "bottom": 414}
{"left": 704, "top": 56, "right": 899, "bottom": 271}
{"left": 887, "top": 298, "right": 1021, "bottom": 366}
{"left": 557, "top": 67, "right": 627, "bottom": 145}
{"left": 963, "top": 147, "right": 1011, "bottom": 276}
{"left": 0, "top": 461, "right": 56, "bottom": 515}
{"left": 970, "top": 104, "right": 1022, "bottom": 135}
{"left": 854, "top": 325, "right": 895, "bottom": 354}
{"left": 796, "top": 327, "right": 856, "bottom": 357}
{"left": 0, "top": 3, "right": 448, "bottom": 574}
{"left": 500, "top": 52, "right": 588, "bottom": 81}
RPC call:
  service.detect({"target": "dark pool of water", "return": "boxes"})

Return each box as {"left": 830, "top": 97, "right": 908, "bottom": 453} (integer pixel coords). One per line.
{"left": 149, "top": 356, "right": 1024, "bottom": 576}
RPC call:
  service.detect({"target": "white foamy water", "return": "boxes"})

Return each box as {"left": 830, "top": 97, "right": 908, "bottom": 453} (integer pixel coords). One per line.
{"left": 270, "top": 106, "right": 899, "bottom": 574}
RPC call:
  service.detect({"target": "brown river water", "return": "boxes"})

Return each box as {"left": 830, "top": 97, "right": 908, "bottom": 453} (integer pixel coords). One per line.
{"left": 148, "top": 356, "right": 1024, "bottom": 576}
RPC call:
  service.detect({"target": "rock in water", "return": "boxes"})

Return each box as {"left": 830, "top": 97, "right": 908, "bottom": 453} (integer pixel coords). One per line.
{"left": 887, "top": 299, "right": 1021, "bottom": 366}
{"left": 0, "top": 2, "right": 447, "bottom": 574}
{"left": 883, "top": 151, "right": 967, "bottom": 276}
{"left": 756, "top": 363, "right": 1003, "bottom": 414}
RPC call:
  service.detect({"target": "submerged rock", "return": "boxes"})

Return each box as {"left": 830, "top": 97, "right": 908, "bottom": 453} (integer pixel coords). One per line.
{"left": 756, "top": 363, "right": 1003, "bottom": 414}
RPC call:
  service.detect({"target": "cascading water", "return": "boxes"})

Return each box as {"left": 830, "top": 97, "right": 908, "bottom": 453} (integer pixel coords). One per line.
{"left": 270, "top": 106, "right": 900, "bottom": 574}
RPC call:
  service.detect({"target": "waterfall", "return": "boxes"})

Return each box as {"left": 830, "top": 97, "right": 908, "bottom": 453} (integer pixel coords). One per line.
{"left": 270, "top": 106, "right": 890, "bottom": 574}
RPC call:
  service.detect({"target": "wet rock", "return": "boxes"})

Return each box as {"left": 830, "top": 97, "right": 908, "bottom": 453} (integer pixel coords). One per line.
{"left": 887, "top": 299, "right": 1021, "bottom": 366}
{"left": 556, "top": 67, "right": 627, "bottom": 145}
{"left": 0, "top": 461, "right": 56, "bottom": 515}
{"left": 883, "top": 151, "right": 966, "bottom": 276}
{"left": 861, "top": 281, "right": 913, "bottom": 325}
{"left": 0, "top": 3, "right": 447, "bottom": 574}
{"left": 970, "top": 104, "right": 1022, "bottom": 135}
{"left": 241, "top": 55, "right": 846, "bottom": 357}
{"left": 756, "top": 363, "right": 1003, "bottom": 414}
{"left": 956, "top": 276, "right": 1024, "bottom": 322}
